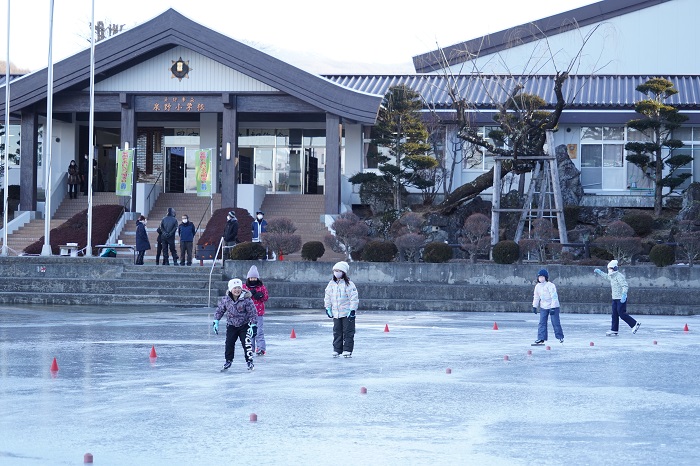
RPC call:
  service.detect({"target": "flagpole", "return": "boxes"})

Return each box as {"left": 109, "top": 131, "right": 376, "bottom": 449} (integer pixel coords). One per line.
{"left": 85, "top": 0, "right": 96, "bottom": 256}
{"left": 2, "top": 0, "right": 11, "bottom": 256}
{"left": 40, "top": 0, "right": 55, "bottom": 256}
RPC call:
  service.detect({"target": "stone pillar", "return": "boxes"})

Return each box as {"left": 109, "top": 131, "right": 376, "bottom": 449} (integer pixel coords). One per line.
{"left": 325, "top": 113, "right": 341, "bottom": 215}
{"left": 20, "top": 110, "right": 39, "bottom": 211}
{"left": 221, "top": 94, "right": 238, "bottom": 209}
{"left": 120, "top": 93, "right": 137, "bottom": 211}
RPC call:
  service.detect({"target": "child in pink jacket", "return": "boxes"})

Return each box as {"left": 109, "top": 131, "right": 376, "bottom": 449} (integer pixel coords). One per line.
{"left": 243, "top": 265, "right": 269, "bottom": 355}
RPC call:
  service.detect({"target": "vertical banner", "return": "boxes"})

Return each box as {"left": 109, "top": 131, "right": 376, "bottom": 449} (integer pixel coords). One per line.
{"left": 115, "top": 148, "right": 134, "bottom": 196}
{"left": 195, "top": 148, "right": 212, "bottom": 197}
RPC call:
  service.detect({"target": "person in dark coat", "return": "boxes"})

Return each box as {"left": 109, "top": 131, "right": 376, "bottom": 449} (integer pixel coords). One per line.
{"left": 134, "top": 215, "right": 151, "bottom": 265}
{"left": 178, "top": 214, "right": 197, "bottom": 266}
{"left": 251, "top": 211, "right": 267, "bottom": 242}
{"left": 155, "top": 226, "right": 163, "bottom": 265}
{"left": 67, "top": 160, "right": 80, "bottom": 199}
{"left": 80, "top": 154, "right": 89, "bottom": 195}
{"left": 222, "top": 211, "right": 238, "bottom": 265}
{"left": 159, "top": 207, "right": 179, "bottom": 266}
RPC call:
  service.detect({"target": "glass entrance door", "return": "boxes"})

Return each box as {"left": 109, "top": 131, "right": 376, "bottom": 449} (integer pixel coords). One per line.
{"left": 166, "top": 146, "right": 185, "bottom": 193}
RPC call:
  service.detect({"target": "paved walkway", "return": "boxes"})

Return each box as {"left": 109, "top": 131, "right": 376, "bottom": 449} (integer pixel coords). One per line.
{"left": 1, "top": 306, "right": 698, "bottom": 465}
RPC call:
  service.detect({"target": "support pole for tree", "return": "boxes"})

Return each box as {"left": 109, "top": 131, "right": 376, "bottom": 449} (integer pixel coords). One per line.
{"left": 490, "top": 159, "right": 502, "bottom": 256}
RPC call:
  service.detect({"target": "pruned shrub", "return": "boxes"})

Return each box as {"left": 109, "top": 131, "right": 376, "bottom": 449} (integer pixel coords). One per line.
{"left": 395, "top": 232, "right": 426, "bottom": 262}
{"left": 423, "top": 242, "right": 453, "bottom": 263}
{"left": 676, "top": 228, "right": 700, "bottom": 267}
{"left": 301, "top": 241, "right": 325, "bottom": 261}
{"left": 622, "top": 212, "right": 654, "bottom": 236}
{"left": 230, "top": 241, "right": 267, "bottom": 260}
{"left": 493, "top": 240, "right": 520, "bottom": 264}
{"left": 261, "top": 217, "right": 302, "bottom": 257}
{"left": 460, "top": 213, "right": 491, "bottom": 263}
{"left": 592, "top": 220, "right": 642, "bottom": 264}
{"left": 324, "top": 212, "right": 370, "bottom": 260}
{"left": 649, "top": 244, "right": 675, "bottom": 267}
{"left": 361, "top": 240, "right": 398, "bottom": 262}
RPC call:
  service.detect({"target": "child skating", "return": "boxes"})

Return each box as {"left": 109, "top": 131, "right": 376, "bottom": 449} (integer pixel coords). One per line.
{"left": 532, "top": 269, "right": 564, "bottom": 345}
{"left": 594, "top": 260, "right": 641, "bottom": 336}
{"left": 213, "top": 278, "right": 258, "bottom": 371}
{"left": 243, "top": 265, "right": 269, "bottom": 356}
{"left": 324, "top": 261, "right": 359, "bottom": 358}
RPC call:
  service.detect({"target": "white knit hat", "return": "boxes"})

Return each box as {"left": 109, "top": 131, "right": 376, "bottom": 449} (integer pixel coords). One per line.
{"left": 607, "top": 260, "right": 619, "bottom": 269}
{"left": 228, "top": 278, "right": 243, "bottom": 291}
{"left": 333, "top": 261, "right": 349, "bottom": 274}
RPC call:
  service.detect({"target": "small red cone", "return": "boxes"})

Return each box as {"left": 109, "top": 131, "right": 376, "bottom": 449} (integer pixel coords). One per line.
{"left": 84, "top": 453, "right": 94, "bottom": 463}
{"left": 589, "top": 341, "right": 595, "bottom": 347}
{"left": 503, "top": 355, "right": 510, "bottom": 361}
{"left": 446, "top": 368, "right": 452, "bottom": 374}
{"left": 527, "top": 350, "right": 532, "bottom": 355}
{"left": 384, "top": 324, "right": 390, "bottom": 333}
{"left": 279, "top": 252, "right": 284, "bottom": 261}
{"left": 546, "top": 346, "right": 551, "bottom": 350}
{"left": 249, "top": 413, "right": 258, "bottom": 422}
{"left": 50, "top": 357, "right": 59, "bottom": 372}
{"left": 290, "top": 328, "right": 296, "bottom": 339}
{"left": 493, "top": 322, "right": 499, "bottom": 330}
{"left": 683, "top": 323, "right": 689, "bottom": 332}
{"left": 653, "top": 340, "right": 658, "bottom": 345}
{"left": 150, "top": 345, "right": 157, "bottom": 358}
{"left": 360, "top": 387, "right": 368, "bottom": 394}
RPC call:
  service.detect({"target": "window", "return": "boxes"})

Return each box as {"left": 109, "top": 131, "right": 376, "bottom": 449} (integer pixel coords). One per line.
{"left": 671, "top": 127, "right": 696, "bottom": 191}
{"left": 462, "top": 126, "right": 502, "bottom": 171}
{"left": 580, "top": 126, "right": 625, "bottom": 190}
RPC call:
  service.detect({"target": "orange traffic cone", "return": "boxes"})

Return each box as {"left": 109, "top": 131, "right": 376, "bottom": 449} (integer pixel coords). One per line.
{"left": 684, "top": 323, "right": 689, "bottom": 332}
{"left": 50, "top": 357, "right": 59, "bottom": 372}
{"left": 493, "top": 322, "right": 499, "bottom": 330}
{"left": 384, "top": 324, "right": 390, "bottom": 333}
{"left": 290, "top": 328, "right": 297, "bottom": 339}
{"left": 150, "top": 345, "right": 157, "bottom": 358}
{"left": 279, "top": 252, "right": 284, "bottom": 261}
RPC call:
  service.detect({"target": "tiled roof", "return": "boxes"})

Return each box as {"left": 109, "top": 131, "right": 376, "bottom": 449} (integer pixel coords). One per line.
{"left": 324, "top": 74, "right": 700, "bottom": 109}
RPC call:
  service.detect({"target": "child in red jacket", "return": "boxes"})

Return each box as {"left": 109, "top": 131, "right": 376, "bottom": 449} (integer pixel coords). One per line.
{"left": 243, "top": 265, "right": 269, "bottom": 355}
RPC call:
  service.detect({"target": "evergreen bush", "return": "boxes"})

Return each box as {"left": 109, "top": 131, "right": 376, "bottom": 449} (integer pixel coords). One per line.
{"left": 230, "top": 241, "right": 268, "bottom": 260}
{"left": 422, "top": 242, "right": 453, "bottom": 263}
{"left": 649, "top": 244, "right": 675, "bottom": 267}
{"left": 493, "top": 240, "right": 520, "bottom": 264}
{"left": 361, "top": 240, "right": 398, "bottom": 262}
{"left": 301, "top": 241, "right": 325, "bottom": 261}
{"left": 622, "top": 212, "right": 654, "bottom": 236}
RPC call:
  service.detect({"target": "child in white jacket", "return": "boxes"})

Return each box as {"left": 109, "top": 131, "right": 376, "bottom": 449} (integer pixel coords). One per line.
{"left": 532, "top": 269, "right": 564, "bottom": 344}
{"left": 324, "top": 261, "right": 359, "bottom": 358}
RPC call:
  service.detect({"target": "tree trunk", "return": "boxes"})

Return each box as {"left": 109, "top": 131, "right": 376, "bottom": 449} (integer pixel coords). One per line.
{"left": 439, "top": 161, "right": 513, "bottom": 214}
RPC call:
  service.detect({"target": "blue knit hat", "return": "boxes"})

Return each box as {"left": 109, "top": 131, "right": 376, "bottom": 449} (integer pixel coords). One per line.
{"left": 538, "top": 269, "right": 549, "bottom": 280}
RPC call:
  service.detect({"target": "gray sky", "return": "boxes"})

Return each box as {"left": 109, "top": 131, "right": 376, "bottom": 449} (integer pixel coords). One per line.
{"left": 0, "top": 0, "right": 598, "bottom": 74}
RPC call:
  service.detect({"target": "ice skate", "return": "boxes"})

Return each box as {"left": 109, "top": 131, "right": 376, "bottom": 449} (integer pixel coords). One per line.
{"left": 632, "top": 322, "right": 641, "bottom": 334}
{"left": 247, "top": 361, "right": 255, "bottom": 371}
{"left": 255, "top": 349, "right": 266, "bottom": 356}
{"left": 220, "top": 360, "right": 232, "bottom": 372}
{"left": 606, "top": 330, "right": 619, "bottom": 336}
{"left": 332, "top": 352, "right": 340, "bottom": 358}
{"left": 342, "top": 351, "right": 352, "bottom": 358}
{"left": 531, "top": 339, "right": 545, "bottom": 346}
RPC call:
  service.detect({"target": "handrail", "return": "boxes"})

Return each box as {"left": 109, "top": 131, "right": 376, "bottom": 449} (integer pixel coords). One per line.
{"left": 195, "top": 197, "right": 211, "bottom": 244}
{"left": 145, "top": 172, "right": 163, "bottom": 210}
{"left": 207, "top": 236, "right": 225, "bottom": 307}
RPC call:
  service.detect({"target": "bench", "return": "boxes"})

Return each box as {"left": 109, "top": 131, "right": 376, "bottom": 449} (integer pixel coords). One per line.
{"left": 59, "top": 244, "right": 80, "bottom": 257}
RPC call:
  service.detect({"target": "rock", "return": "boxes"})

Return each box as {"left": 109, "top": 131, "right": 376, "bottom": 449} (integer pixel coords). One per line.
{"left": 676, "top": 182, "right": 700, "bottom": 223}
{"left": 556, "top": 144, "right": 584, "bottom": 206}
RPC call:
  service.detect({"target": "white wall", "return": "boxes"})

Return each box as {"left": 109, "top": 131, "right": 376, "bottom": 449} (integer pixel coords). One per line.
{"left": 444, "top": 0, "right": 700, "bottom": 76}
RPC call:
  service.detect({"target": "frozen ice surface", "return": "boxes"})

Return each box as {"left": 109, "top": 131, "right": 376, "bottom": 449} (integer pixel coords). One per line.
{"left": 0, "top": 305, "right": 698, "bottom": 465}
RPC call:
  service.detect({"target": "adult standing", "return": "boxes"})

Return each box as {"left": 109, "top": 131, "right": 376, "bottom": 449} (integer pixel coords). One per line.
{"left": 134, "top": 215, "right": 151, "bottom": 265}
{"left": 222, "top": 210, "right": 239, "bottom": 265}
{"left": 178, "top": 214, "right": 196, "bottom": 266}
{"left": 324, "top": 261, "right": 359, "bottom": 358}
{"left": 159, "top": 207, "right": 179, "bottom": 266}
{"left": 594, "top": 260, "right": 641, "bottom": 336}
{"left": 251, "top": 211, "right": 267, "bottom": 242}
{"left": 80, "top": 154, "right": 89, "bottom": 195}
{"left": 67, "top": 160, "right": 80, "bottom": 199}
{"left": 532, "top": 269, "right": 564, "bottom": 345}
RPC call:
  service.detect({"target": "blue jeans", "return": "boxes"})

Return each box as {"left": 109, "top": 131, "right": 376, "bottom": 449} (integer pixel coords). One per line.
{"left": 611, "top": 300, "right": 636, "bottom": 331}
{"left": 538, "top": 307, "right": 564, "bottom": 341}
{"left": 252, "top": 315, "right": 265, "bottom": 352}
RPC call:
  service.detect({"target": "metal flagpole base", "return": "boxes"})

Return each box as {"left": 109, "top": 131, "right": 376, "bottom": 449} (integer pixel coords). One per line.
{"left": 41, "top": 244, "right": 53, "bottom": 256}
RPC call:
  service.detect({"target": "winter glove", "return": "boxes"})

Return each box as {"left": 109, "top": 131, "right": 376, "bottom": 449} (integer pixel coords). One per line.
{"left": 347, "top": 310, "right": 356, "bottom": 320}
{"left": 253, "top": 291, "right": 264, "bottom": 300}
{"left": 533, "top": 307, "right": 538, "bottom": 314}
{"left": 325, "top": 308, "right": 333, "bottom": 318}
{"left": 212, "top": 320, "right": 219, "bottom": 334}
{"left": 621, "top": 292, "right": 627, "bottom": 304}
{"left": 594, "top": 268, "right": 605, "bottom": 277}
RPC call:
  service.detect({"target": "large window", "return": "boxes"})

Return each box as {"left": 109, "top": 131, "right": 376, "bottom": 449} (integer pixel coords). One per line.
{"left": 580, "top": 126, "right": 625, "bottom": 190}
{"left": 462, "top": 126, "right": 502, "bottom": 171}
{"left": 670, "top": 127, "right": 696, "bottom": 192}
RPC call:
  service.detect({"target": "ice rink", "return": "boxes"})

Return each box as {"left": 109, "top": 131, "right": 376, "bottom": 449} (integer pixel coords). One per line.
{"left": 1, "top": 305, "right": 698, "bottom": 465}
